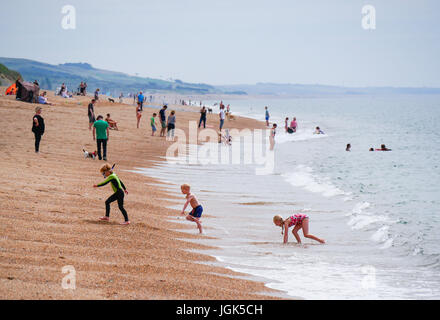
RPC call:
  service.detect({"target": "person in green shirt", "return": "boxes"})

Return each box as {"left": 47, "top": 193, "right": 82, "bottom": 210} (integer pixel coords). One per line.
{"left": 150, "top": 113, "right": 157, "bottom": 136}
{"left": 93, "top": 163, "right": 130, "bottom": 225}
{"left": 93, "top": 115, "right": 110, "bottom": 161}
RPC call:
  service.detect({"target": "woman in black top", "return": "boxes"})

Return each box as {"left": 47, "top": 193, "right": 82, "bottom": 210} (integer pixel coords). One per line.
{"left": 32, "top": 107, "right": 45, "bottom": 153}
{"left": 199, "top": 106, "right": 207, "bottom": 128}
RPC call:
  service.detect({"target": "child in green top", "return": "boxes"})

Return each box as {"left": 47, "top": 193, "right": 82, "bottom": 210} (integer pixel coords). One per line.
{"left": 151, "top": 113, "right": 157, "bottom": 136}
{"left": 93, "top": 163, "right": 130, "bottom": 225}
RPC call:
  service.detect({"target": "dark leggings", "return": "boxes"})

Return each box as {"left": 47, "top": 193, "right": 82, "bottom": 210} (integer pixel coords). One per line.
{"left": 97, "top": 138, "right": 107, "bottom": 160}
{"left": 199, "top": 116, "right": 206, "bottom": 128}
{"left": 105, "top": 190, "right": 129, "bottom": 221}
{"left": 34, "top": 132, "right": 42, "bottom": 152}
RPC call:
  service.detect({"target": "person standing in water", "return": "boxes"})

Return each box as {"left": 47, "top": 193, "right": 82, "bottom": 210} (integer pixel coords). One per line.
{"left": 265, "top": 106, "right": 270, "bottom": 127}
{"left": 273, "top": 214, "right": 325, "bottom": 244}
{"left": 290, "top": 117, "right": 297, "bottom": 133}
{"left": 167, "top": 110, "right": 176, "bottom": 140}
{"left": 180, "top": 184, "right": 203, "bottom": 234}
{"left": 94, "top": 163, "right": 130, "bottom": 225}
{"left": 270, "top": 123, "right": 277, "bottom": 150}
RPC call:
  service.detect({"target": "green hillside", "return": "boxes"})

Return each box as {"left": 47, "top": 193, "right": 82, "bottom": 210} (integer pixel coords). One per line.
{"left": 0, "top": 63, "right": 22, "bottom": 86}
{"left": 0, "top": 57, "right": 217, "bottom": 96}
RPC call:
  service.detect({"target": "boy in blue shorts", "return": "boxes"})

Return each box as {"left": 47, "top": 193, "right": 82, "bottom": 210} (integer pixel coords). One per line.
{"left": 180, "top": 184, "right": 203, "bottom": 233}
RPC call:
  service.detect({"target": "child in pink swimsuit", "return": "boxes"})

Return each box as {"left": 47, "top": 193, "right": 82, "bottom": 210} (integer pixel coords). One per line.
{"left": 273, "top": 214, "right": 325, "bottom": 244}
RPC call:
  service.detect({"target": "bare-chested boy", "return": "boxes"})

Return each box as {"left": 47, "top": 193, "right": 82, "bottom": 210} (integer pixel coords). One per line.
{"left": 180, "top": 184, "right": 203, "bottom": 233}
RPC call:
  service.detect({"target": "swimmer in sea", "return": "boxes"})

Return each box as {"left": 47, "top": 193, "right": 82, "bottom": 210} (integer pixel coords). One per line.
{"left": 376, "top": 144, "right": 392, "bottom": 151}
{"left": 314, "top": 126, "right": 325, "bottom": 135}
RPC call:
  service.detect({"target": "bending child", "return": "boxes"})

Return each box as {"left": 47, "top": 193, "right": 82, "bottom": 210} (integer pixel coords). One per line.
{"left": 180, "top": 184, "right": 203, "bottom": 233}
{"left": 273, "top": 214, "right": 325, "bottom": 244}
{"left": 93, "top": 163, "right": 130, "bottom": 225}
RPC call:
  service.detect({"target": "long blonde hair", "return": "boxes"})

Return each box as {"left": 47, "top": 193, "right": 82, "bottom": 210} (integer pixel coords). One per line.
{"left": 273, "top": 215, "right": 285, "bottom": 234}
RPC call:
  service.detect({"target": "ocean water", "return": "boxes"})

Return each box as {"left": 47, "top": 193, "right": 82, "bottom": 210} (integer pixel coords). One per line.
{"left": 133, "top": 95, "right": 440, "bottom": 299}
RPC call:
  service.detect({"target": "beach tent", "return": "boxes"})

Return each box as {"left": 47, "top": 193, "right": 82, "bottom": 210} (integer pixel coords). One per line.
{"left": 16, "top": 80, "right": 39, "bottom": 103}
{"left": 5, "top": 83, "right": 17, "bottom": 95}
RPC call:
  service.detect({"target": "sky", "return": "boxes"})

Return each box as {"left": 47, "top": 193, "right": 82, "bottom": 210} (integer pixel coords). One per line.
{"left": 0, "top": 0, "right": 439, "bottom": 87}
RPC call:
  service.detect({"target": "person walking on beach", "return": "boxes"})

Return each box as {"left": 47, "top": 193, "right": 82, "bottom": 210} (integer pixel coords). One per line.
{"left": 88, "top": 99, "right": 96, "bottom": 130}
{"left": 219, "top": 105, "right": 226, "bottom": 130}
{"left": 284, "top": 117, "right": 289, "bottom": 132}
{"left": 94, "top": 88, "right": 100, "bottom": 101}
{"left": 273, "top": 214, "right": 325, "bottom": 244}
{"left": 137, "top": 91, "right": 145, "bottom": 111}
{"left": 159, "top": 105, "right": 168, "bottom": 137}
{"left": 265, "top": 106, "right": 270, "bottom": 127}
{"left": 93, "top": 115, "right": 110, "bottom": 161}
{"left": 167, "top": 110, "right": 176, "bottom": 140}
{"left": 199, "top": 106, "right": 207, "bottom": 128}
{"left": 32, "top": 106, "right": 45, "bottom": 153}
{"left": 94, "top": 163, "right": 130, "bottom": 225}
{"left": 150, "top": 113, "right": 157, "bottom": 136}
{"left": 136, "top": 102, "right": 142, "bottom": 128}
{"left": 180, "top": 184, "right": 203, "bottom": 234}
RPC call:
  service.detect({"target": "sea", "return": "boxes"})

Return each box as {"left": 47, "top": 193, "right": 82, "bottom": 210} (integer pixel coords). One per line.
{"left": 132, "top": 94, "right": 440, "bottom": 300}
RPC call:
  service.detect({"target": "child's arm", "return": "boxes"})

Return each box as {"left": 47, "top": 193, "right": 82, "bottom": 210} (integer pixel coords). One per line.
{"left": 283, "top": 223, "right": 289, "bottom": 244}
{"left": 181, "top": 195, "right": 193, "bottom": 215}
{"left": 120, "top": 179, "right": 128, "bottom": 194}
{"left": 93, "top": 175, "right": 112, "bottom": 188}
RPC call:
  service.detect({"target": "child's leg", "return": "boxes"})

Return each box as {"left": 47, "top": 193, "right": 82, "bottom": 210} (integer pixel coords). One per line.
{"left": 116, "top": 191, "right": 129, "bottom": 222}
{"left": 186, "top": 215, "right": 203, "bottom": 233}
{"left": 292, "top": 225, "right": 302, "bottom": 243}
{"left": 105, "top": 192, "right": 119, "bottom": 217}
{"left": 301, "top": 218, "right": 325, "bottom": 243}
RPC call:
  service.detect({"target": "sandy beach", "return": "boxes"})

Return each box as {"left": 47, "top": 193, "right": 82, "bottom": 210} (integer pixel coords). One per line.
{"left": 0, "top": 89, "right": 280, "bottom": 300}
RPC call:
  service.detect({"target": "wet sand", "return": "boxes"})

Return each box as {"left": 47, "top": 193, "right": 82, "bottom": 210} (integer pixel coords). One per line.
{"left": 0, "top": 89, "right": 283, "bottom": 299}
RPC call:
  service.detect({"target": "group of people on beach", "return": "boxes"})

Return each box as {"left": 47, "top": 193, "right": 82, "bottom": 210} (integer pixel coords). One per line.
{"left": 28, "top": 89, "right": 327, "bottom": 242}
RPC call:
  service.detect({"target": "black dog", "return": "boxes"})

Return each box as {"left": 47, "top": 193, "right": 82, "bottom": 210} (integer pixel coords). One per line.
{"left": 108, "top": 98, "right": 115, "bottom": 103}
{"left": 208, "top": 108, "right": 213, "bottom": 114}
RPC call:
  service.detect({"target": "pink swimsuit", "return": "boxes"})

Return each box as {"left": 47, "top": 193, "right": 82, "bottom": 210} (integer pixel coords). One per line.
{"left": 288, "top": 214, "right": 308, "bottom": 227}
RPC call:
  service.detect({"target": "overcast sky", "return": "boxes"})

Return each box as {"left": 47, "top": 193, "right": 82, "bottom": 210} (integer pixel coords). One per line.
{"left": 1, "top": 0, "right": 439, "bottom": 87}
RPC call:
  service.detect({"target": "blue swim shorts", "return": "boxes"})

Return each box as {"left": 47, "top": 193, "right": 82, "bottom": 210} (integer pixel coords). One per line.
{"left": 190, "top": 205, "right": 203, "bottom": 218}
